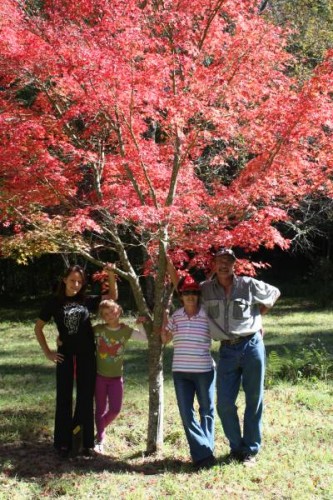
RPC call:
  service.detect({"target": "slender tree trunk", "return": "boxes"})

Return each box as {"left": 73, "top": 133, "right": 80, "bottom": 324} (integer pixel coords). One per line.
{"left": 146, "top": 328, "right": 164, "bottom": 453}
{"left": 146, "top": 237, "right": 168, "bottom": 453}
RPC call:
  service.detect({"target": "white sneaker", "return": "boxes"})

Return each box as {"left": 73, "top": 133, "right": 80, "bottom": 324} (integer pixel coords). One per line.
{"left": 94, "top": 441, "right": 104, "bottom": 454}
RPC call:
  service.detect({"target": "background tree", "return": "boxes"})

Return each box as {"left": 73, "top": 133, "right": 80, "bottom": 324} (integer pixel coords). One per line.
{"left": 0, "top": 0, "right": 332, "bottom": 452}
{"left": 261, "top": 0, "right": 333, "bottom": 81}
{"left": 260, "top": 0, "right": 333, "bottom": 278}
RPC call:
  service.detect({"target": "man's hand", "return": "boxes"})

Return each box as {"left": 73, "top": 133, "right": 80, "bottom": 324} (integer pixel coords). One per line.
{"left": 259, "top": 305, "right": 270, "bottom": 315}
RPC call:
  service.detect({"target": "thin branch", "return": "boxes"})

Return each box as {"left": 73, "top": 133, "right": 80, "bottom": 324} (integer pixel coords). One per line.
{"left": 198, "top": 0, "right": 227, "bottom": 51}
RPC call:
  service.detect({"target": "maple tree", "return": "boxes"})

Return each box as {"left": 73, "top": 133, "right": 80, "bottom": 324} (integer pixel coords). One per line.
{"left": 0, "top": 0, "right": 332, "bottom": 452}
{"left": 260, "top": 0, "right": 333, "bottom": 260}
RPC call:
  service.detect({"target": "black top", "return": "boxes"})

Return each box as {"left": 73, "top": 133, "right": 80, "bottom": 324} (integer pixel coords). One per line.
{"left": 39, "top": 295, "right": 100, "bottom": 354}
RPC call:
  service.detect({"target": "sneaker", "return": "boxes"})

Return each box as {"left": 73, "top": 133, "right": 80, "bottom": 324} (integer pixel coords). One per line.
{"left": 94, "top": 441, "right": 104, "bottom": 454}
{"left": 242, "top": 454, "right": 257, "bottom": 466}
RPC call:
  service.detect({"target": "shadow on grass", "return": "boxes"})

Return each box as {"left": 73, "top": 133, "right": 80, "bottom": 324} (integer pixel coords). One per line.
{"left": 0, "top": 301, "right": 40, "bottom": 322}
{"left": 0, "top": 363, "right": 55, "bottom": 374}
{"left": 0, "top": 441, "right": 196, "bottom": 479}
{"left": 0, "top": 408, "right": 53, "bottom": 443}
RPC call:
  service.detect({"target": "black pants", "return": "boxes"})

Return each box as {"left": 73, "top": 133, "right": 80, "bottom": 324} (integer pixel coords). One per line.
{"left": 54, "top": 350, "right": 96, "bottom": 450}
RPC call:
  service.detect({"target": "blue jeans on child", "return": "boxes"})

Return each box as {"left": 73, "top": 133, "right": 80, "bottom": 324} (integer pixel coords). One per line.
{"left": 216, "top": 331, "right": 265, "bottom": 456}
{"left": 173, "top": 369, "right": 216, "bottom": 463}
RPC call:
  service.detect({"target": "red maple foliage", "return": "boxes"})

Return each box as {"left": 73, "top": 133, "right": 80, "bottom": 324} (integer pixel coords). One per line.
{"left": 0, "top": 0, "right": 332, "bottom": 451}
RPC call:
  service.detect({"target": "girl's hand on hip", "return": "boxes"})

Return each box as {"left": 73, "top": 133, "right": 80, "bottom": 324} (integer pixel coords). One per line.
{"left": 46, "top": 351, "right": 64, "bottom": 364}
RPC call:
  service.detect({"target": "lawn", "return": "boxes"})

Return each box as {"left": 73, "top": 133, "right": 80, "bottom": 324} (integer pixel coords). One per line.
{"left": 0, "top": 299, "right": 332, "bottom": 499}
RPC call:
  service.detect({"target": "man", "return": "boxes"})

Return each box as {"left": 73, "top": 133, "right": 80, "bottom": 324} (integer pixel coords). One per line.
{"left": 200, "top": 248, "right": 280, "bottom": 465}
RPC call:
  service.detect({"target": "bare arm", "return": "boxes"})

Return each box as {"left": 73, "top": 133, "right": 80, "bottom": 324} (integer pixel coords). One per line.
{"left": 259, "top": 305, "right": 270, "bottom": 315}
{"left": 35, "top": 319, "right": 64, "bottom": 364}
{"left": 159, "top": 304, "right": 174, "bottom": 344}
{"left": 103, "top": 263, "right": 118, "bottom": 300}
{"left": 131, "top": 323, "right": 148, "bottom": 341}
{"left": 161, "top": 326, "right": 173, "bottom": 345}
{"left": 166, "top": 256, "right": 180, "bottom": 289}
{"left": 259, "top": 305, "right": 270, "bottom": 337}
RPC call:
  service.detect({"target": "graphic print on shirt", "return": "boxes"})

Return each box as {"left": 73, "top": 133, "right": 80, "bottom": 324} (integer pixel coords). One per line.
{"left": 63, "top": 303, "right": 85, "bottom": 335}
{"left": 97, "top": 336, "right": 124, "bottom": 362}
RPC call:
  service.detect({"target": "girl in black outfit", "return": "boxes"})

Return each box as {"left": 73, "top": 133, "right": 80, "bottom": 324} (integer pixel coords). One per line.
{"left": 35, "top": 264, "right": 117, "bottom": 457}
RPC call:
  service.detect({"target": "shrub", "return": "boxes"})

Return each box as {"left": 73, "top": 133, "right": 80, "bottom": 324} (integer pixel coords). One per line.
{"left": 266, "top": 338, "right": 333, "bottom": 385}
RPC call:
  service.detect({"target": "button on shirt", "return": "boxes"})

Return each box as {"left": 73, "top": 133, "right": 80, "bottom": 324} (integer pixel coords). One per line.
{"left": 200, "top": 275, "right": 280, "bottom": 340}
{"left": 167, "top": 307, "right": 214, "bottom": 373}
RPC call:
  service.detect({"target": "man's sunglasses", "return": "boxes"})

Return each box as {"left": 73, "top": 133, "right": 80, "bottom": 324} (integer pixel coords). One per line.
{"left": 181, "top": 290, "right": 201, "bottom": 296}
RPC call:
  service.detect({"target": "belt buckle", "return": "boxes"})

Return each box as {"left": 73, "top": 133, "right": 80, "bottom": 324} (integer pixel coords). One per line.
{"left": 230, "top": 337, "right": 242, "bottom": 345}
{"left": 221, "top": 336, "right": 244, "bottom": 346}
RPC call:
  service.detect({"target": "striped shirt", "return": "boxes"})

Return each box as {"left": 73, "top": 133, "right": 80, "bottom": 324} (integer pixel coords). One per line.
{"left": 167, "top": 307, "right": 214, "bottom": 373}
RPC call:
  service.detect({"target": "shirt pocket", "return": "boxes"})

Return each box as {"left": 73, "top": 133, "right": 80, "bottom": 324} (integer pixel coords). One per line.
{"left": 232, "top": 299, "right": 251, "bottom": 320}
{"left": 206, "top": 300, "right": 220, "bottom": 319}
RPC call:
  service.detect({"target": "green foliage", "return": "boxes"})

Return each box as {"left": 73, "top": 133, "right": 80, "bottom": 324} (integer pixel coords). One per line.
{"left": 15, "top": 83, "right": 40, "bottom": 107}
{"left": 266, "top": 338, "right": 333, "bottom": 385}
{"left": 0, "top": 232, "right": 60, "bottom": 265}
{"left": 266, "top": 0, "right": 333, "bottom": 81}
{"left": 23, "top": 0, "right": 45, "bottom": 17}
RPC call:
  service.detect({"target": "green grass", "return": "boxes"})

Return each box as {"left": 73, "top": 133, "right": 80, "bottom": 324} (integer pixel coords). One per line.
{"left": 0, "top": 299, "right": 332, "bottom": 499}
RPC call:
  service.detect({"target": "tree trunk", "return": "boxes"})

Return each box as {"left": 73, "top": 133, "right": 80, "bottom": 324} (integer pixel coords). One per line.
{"left": 146, "top": 330, "right": 164, "bottom": 453}
{"left": 145, "top": 237, "right": 169, "bottom": 453}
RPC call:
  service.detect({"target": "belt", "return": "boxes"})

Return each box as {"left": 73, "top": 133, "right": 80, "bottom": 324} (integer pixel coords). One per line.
{"left": 220, "top": 333, "right": 255, "bottom": 346}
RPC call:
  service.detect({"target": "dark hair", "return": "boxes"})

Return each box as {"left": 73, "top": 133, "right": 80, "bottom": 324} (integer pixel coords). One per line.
{"left": 55, "top": 265, "right": 87, "bottom": 302}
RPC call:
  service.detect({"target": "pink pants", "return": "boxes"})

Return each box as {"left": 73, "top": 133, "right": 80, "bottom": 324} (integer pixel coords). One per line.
{"left": 95, "top": 374, "right": 123, "bottom": 442}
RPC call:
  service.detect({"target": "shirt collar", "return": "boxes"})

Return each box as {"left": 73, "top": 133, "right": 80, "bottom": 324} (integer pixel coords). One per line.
{"left": 180, "top": 306, "right": 204, "bottom": 318}
{"left": 213, "top": 274, "right": 237, "bottom": 286}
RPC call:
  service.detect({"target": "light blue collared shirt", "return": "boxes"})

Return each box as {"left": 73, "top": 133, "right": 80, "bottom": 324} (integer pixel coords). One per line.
{"left": 200, "top": 275, "right": 280, "bottom": 340}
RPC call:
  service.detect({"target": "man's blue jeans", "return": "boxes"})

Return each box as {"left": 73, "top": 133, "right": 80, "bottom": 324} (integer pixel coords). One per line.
{"left": 216, "top": 332, "right": 265, "bottom": 456}
{"left": 173, "top": 369, "right": 216, "bottom": 463}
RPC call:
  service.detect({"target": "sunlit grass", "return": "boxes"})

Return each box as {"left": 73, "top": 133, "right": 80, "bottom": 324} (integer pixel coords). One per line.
{"left": 0, "top": 300, "right": 332, "bottom": 499}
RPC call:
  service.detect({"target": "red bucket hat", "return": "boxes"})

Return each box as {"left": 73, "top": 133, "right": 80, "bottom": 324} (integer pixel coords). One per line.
{"left": 178, "top": 275, "right": 200, "bottom": 293}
